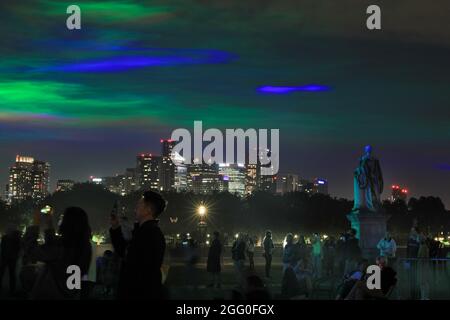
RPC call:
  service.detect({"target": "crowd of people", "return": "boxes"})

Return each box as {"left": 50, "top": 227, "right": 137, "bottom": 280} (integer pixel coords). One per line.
{"left": 0, "top": 191, "right": 447, "bottom": 300}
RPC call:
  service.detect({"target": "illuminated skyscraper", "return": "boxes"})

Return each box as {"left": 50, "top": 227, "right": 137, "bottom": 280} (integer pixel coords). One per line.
{"left": 136, "top": 154, "right": 160, "bottom": 191}
{"left": 187, "top": 162, "right": 217, "bottom": 190}
{"left": 122, "top": 168, "right": 138, "bottom": 194}
{"left": 56, "top": 179, "right": 75, "bottom": 192}
{"left": 257, "top": 148, "right": 277, "bottom": 193}
{"left": 313, "top": 178, "right": 328, "bottom": 195}
{"left": 276, "top": 174, "right": 299, "bottom": 194}
{"left": 191, "top": 173, "right": 229, "bottom": 194}
{"left": 219, "top": 163, "right": 246, "bottom": 196}
{"left": 7, "top": 155, "right": 50, "bottom": 203}
{"left": 187, "top": 163, "right": 228, "bottom": 194}
{"left": 245, "top": 163, "right": 259, "bottom": 195}
{"left": 391, "top": 185, "right": 408, "bottom": 202}
{"left": 172, "top": 152, "right": 187, "bottom": 192}
{"left": 299, "top": 179, "right": 314, "bottom": 194}
{"left": 160, "top": 139, "right": 176, "bottom": 191}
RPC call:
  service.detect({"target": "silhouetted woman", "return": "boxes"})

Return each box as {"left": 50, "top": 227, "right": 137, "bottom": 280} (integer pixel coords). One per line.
{"left": 27, "top": 207, "right": 92, "bottom": 300}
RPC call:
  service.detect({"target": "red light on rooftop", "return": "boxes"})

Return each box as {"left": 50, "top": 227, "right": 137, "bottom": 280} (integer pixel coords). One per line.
{"left": 160, "top": 139, "right": 163, "bottom": 143}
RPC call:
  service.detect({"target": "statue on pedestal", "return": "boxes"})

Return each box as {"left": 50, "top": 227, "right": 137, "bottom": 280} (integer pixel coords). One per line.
{"left": 352, "top": 145, "right": 384, "bottom": 212}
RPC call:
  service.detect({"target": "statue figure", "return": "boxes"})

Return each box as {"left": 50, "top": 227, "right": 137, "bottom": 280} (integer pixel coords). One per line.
{"left": 352, "top": 145, "right": 383, "bottom": 212}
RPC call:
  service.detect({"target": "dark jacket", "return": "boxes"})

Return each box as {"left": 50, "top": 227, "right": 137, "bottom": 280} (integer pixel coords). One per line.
{"left": 344, "top": 237, "right": 361, "bottom": 261}
{"left": 111, "top": 220, "right": 166, "bottom": 300}
{"left": 207, "top": 238, "right": 222, "bottom": 273}
{"left": 231, "top": 240, "right": 246, "bottom": 261}
{"left": 1, "top": 231, "right": 22, "bottom": 261}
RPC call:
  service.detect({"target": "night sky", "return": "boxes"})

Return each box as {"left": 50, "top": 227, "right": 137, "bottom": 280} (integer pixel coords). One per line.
{"left": 0, "top": 1, "right": 449, "bottom": 207}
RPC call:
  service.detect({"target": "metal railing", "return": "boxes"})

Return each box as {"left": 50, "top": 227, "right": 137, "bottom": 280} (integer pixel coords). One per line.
{"left": 394, "top": 258, "right": 450, "bottom": 300}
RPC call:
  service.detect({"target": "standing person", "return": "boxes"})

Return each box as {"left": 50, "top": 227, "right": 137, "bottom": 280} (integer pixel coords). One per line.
{"left": 335, "top": 233, "right": 346, "bottom": 276}
{"left": 263, "top": 230, "right": 274, "bottom": 278}
{"left": 282, "top": 233, "right": 296, "bottom": 274}
{"left": 344, "top": 229, "right": 361, "bottom": 276}
{"left": 323, "top": 236, "right": 336, "bottom": 276}
{"left": 311, "top": 233, "right": 323, "bottom": 278}
{"left": 19, "top": 225, "right": 40, "bottom": 294}
{"left": 417, "top": 231, "right": 430, "bottom": 300}
{"left": 110, "top": 191, "right": 167, "bottom": 300}
{"left": 247, "top": 236, "right": 255, "bottom": 271}
{"left": 406, "top": 227, "right": 420, "bottom": 258}
{"left": 0, "top": 226, "right": 22, "bottom": 296}
{"left": 377, "top": 232, "right": 397, "bottom": 265}
{"left": 295, "top": 235, "right": 308, "bottom": 262}
{"left": 231, "top": 233, "right": 246, "bottom": 287}
{"left": 29, "top": 207, "right": 93, "bottom": 300}
{"left": 207, "top": 231, "right": 222, "bottom": 288}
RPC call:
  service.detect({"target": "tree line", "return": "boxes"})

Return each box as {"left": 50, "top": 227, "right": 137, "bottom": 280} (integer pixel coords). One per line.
{"left": 0, "top": 183, "right": 448, "bottom": 242}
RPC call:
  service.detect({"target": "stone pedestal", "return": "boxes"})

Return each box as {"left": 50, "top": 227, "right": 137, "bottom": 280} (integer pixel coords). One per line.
{"left": 347, "top": 209, "right": 390, "bottom": 259}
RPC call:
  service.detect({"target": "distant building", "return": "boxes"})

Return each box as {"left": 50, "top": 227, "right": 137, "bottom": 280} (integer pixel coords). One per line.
{"left": 122, "top": 168, "right": 138, "bottom": 194}
{"left": 56, "top": 179, "right": 75, "bottom": 192}
{"left": 259, "top": 172, "right": 277, "bottom": 193}
{"left": 187, "top": 162, "right": 218, "bottom": 191}
{"left": 299, "top": 179, "right": 314, "bottom": 194}
{"left": 191, "top": 174, "right": 229, "bottom": 194}
{"left": 391, "top": 185, "right": 408, "bottom": 202}
{"left": 313, "top": 178, "right": 328, "bottom": 195}
{"left": 276, "top": 174, "right": 299, "bottom": 194}
{"left": 7, "top": 155, "right": 50, "bottom": 203}
{"left": 245, "top": 163, "right": 259, "bottom": 195}
{"left": 89, "top": 176, "right": 103, "bottom": 185}
{"left": 172, "top": 152, "right": 187, "bottom": 192}
{"left": 101, "top": 175, "right": 123, "bottom": 194}
{"left": 136, "top": 154, "right": 160, "bottom": 191}
{"left": 219, "top": 163, "right": 246, "bottom": 196}
{"left": 160, "top": 139, "right": 176, "bottom": 191}
{"left": 187, "top": 163, "right": 228, "bottom": 194}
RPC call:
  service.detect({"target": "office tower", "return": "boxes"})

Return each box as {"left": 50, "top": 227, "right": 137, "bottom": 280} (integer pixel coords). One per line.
{"left": 160, "top": 139, "right": 176, "bottom": 191}
{"left": 7, "top": 155, "right": 50, "bottom": 203}
{"left": 276, "top": 174, "right": 299, "bottom": 194}
{"left": 101, "top": 175, "right": 123, "bottom": 194}
{"left": 245, "top": 163, "right": 259, "bottom": 195}
{"left": 257, "top": 148, "right": 277, "bottom": 193}
{"left": 172, "top": 152, "right": 187, "bottom": 192}
{"left": 122, "top": 168, "right": 138, "bottom": 194}
{"left": 391, "top": 185, "right": 408, "bottom": 202}
{"left": 191, "top": 173, "right": 229, "bottom": 194}
{"left": 89, "top": 176, "right": 103, "bottom": 185}
{"left": 299, "top": 179, "right": 314, "bottom": 194}
{"left": 187, "top": 163, "right": 228, "bottom": 194}
{"left": 313, "top": 178, "right": 328, "bottom": 195}
{"left": 187, "top": 162, "right": 218, "bottom": 191}
{"left": 56, "top": 179, "right": 75, "bottom": 192}
{"left": 219, "top": 163, "right": 246, "bottom": 196}
{"left": 136, "top": 153, "right": 161, "bottom": 191}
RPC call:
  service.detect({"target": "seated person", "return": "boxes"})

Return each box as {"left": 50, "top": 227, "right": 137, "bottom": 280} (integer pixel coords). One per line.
{"left": 345, "top": 256, "right": 397, "bottom": 300}
{"left": 336, "top": 259, "right": 369, "bottom": 300}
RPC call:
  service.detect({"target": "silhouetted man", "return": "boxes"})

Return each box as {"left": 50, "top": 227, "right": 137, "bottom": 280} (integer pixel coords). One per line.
{"left": 110, "top": 191, "right": 167, "bottom": 299}
{"left": 263, "top": 231, "right": 274, "bottom": 278}
{"left": 0, "top": 226, "right": 22, "bottom": 295}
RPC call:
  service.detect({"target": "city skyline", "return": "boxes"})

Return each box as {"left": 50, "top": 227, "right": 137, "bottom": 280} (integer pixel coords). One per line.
{"left": 4, "top": 148, "right": 422, "bottom": 206}
{"left": 0, "top": 1, "right": 449, "bottom": 206}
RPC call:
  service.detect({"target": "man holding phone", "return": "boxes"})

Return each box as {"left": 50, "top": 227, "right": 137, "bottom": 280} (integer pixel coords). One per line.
{"left": 110, "top": 191, "right": 167, "bottom": 300}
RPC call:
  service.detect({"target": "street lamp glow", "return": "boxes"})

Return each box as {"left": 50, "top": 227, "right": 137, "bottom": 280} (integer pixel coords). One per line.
{"left": 198, "top": 205, "right": 207, "bottom": 217}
